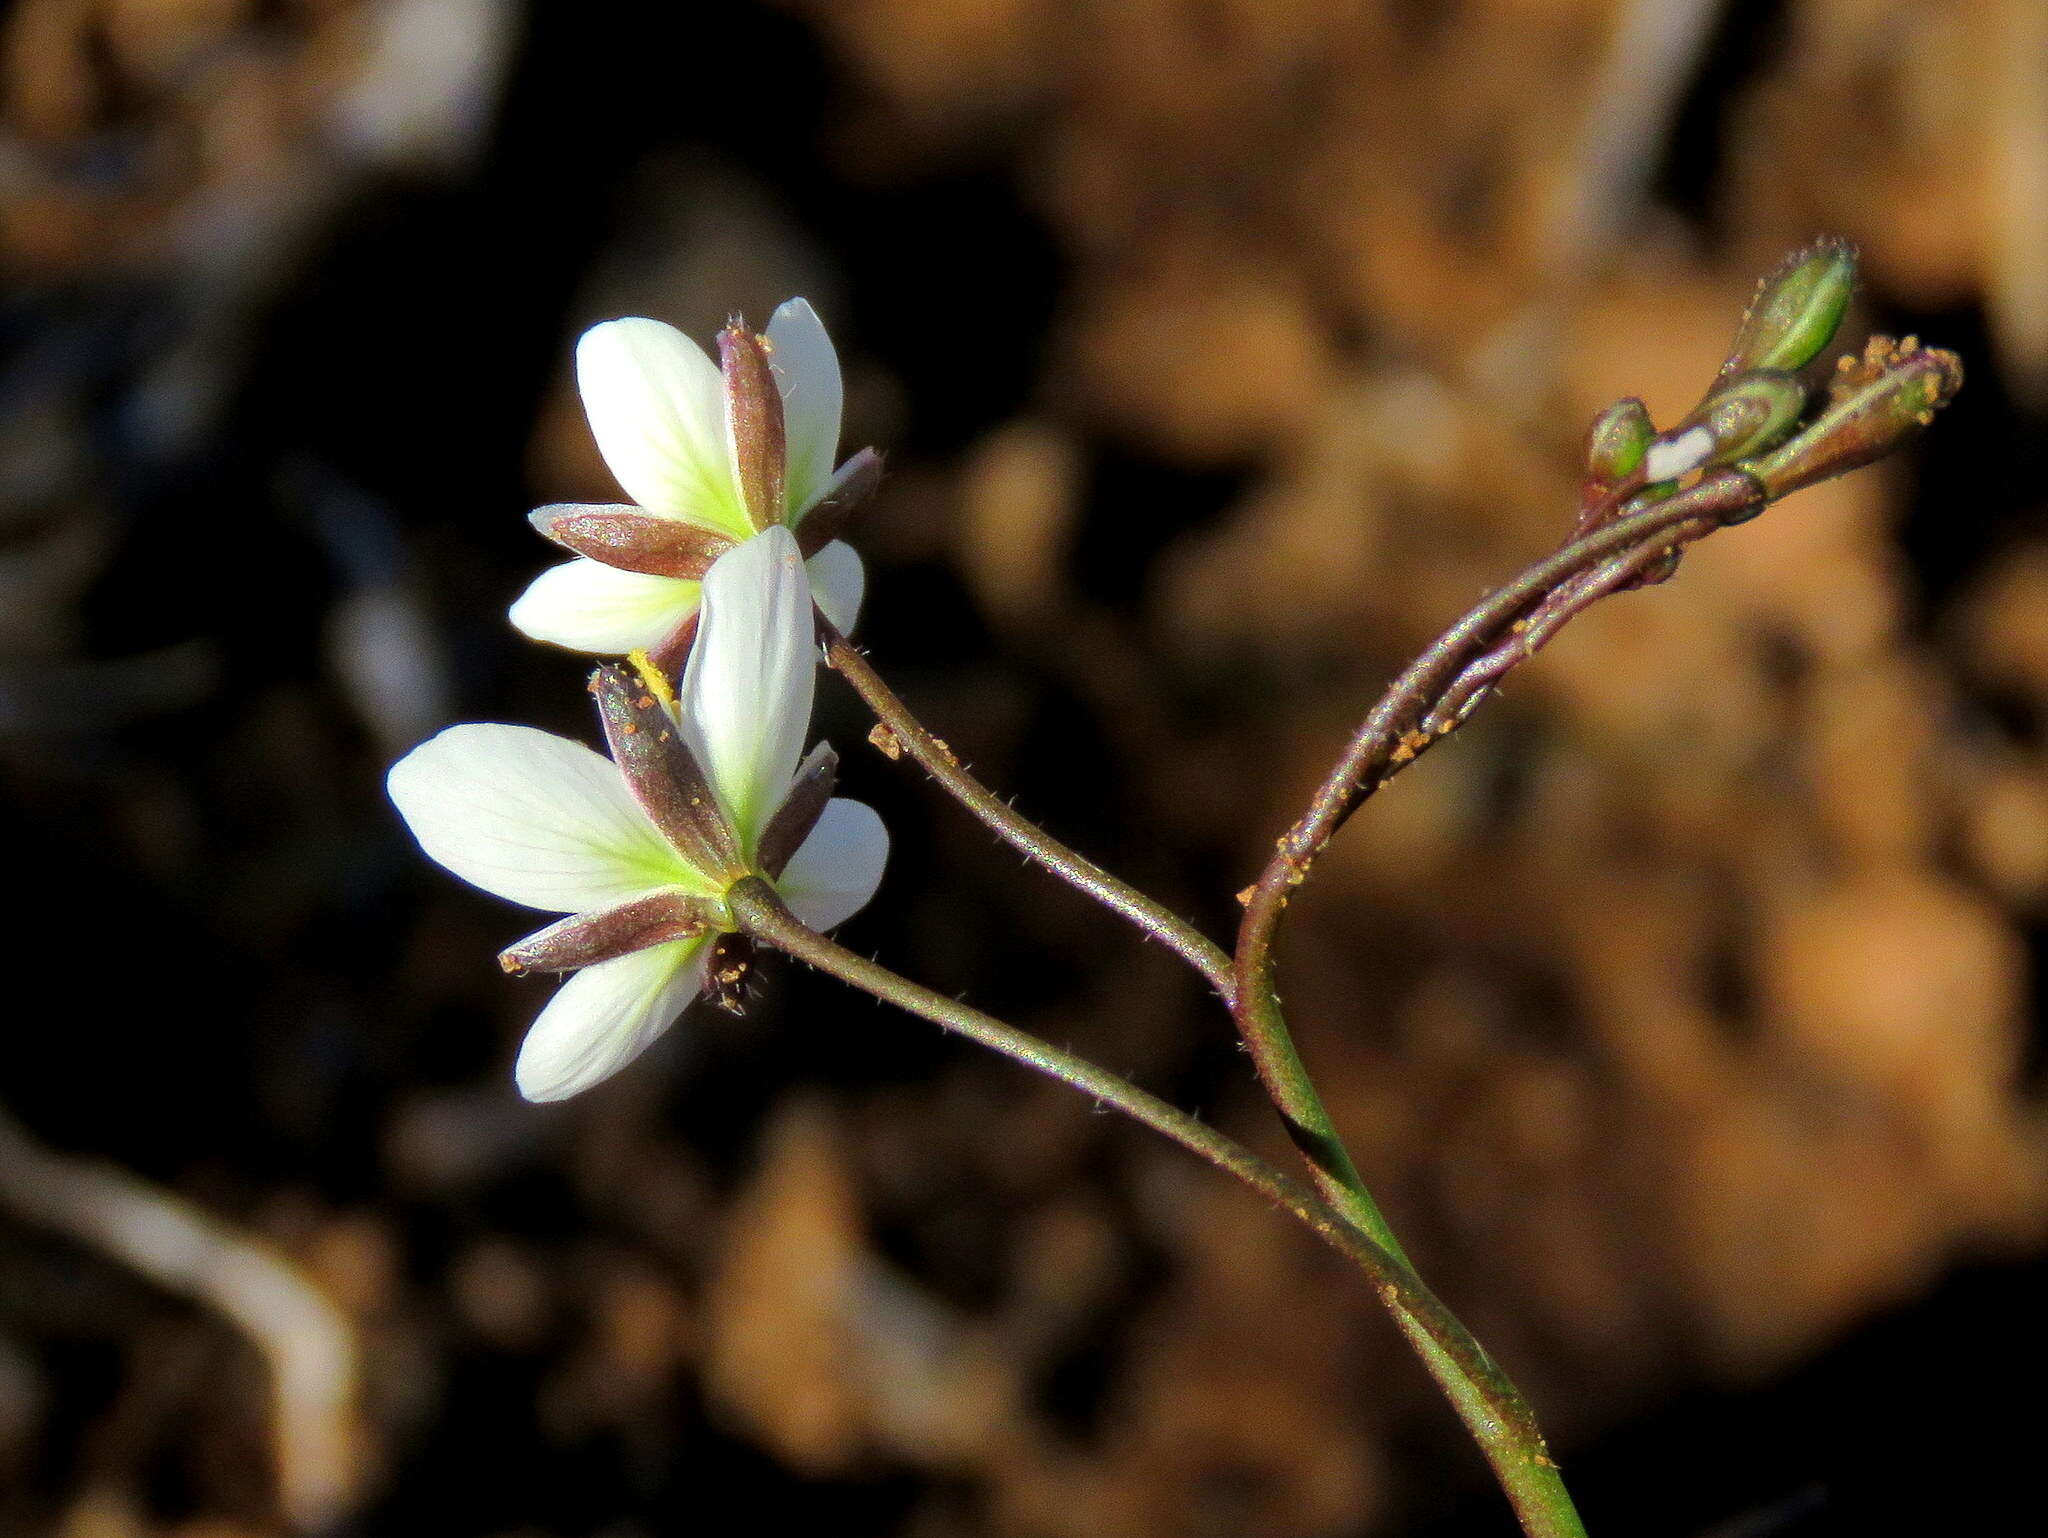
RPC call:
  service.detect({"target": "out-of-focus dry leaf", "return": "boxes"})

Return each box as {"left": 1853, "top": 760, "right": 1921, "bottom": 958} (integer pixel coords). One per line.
{"left": 1961, "top": 763, "right": 2048, "bottom": 906}
{"left": 1067, "top": 250, "right": 1338, "bottom": 462}
{"left": 1761, "top": 873, "right": 2020, "bottom": 1115}
{"left": 1959, "top": 541, "right": 2048, "bottom": 701}
{"left": 958, "top": 421, "right": 1083, "bottom": 629}
{"left": 704, "top": 1101, "right": 1018, "bottom": 1476}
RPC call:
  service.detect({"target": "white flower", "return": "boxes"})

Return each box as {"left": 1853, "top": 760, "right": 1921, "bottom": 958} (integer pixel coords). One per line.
{"left": 391, "top": 528, "right": 888, "bottom": 1101}
{"left": 511, "top": 300, "right": 875, "bottom": 661}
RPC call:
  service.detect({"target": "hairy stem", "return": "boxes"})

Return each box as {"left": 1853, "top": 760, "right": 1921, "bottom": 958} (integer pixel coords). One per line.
{"left": 822, "top": 625, "right": 1236, "bottom": 1000}
{"left": 1225, "top": 476, "right": 1758, "bottom": 1268}
{"left": 728, "top": 876, "right": 1587, "bottom": 1538}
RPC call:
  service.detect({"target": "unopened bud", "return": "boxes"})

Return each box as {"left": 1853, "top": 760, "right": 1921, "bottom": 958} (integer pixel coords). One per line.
{"left": 1584, "top": 397, "right": 1652, "bottom": 485}
{"left": 1641, "top": 372, "right": 1804, "bottom": 483}
{"left": 1745, "top": 343, "right": 1962, "bottom": 499}
{"left": 1721, "top": 237, "right": 1858, "bottom": 377}
{"left": 1698, "top": 370, "right": 1807, "bottom": 462}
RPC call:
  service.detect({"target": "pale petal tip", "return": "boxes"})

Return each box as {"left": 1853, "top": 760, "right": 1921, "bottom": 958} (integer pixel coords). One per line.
{"left": 508, "top": 558, "right": 702, "bottom": 656}
{"left": 384, "top": 722, "right": 481, "bottom": 821}
{"left": 576, "top": 314, "right": 684, "bottom": 358}
{"left": 778, "top": 796, "right": 889, "bottom": 934}
{"left": 769, "top": 296, "right": 819, "bottom": 329}
{"left": 514, "top": 1038, "right": 588, "bottom": 1103}
{"left": 513, "top": 1050, "right": 572, "bottom": 1103}
{"left": 509, "top": 937, "right": 708, "bottom": 1102}
{"left": 806, "top": 539, "right": 864, "bottom": 635}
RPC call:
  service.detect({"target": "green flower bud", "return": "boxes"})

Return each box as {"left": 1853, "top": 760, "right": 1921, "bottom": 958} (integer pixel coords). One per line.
{"left": 1745, "top": 341, "right": 1963, "bottom": 500}
{"left": 1643, "top": 371, "right": 1806, "bottom": 483}
{"left": 1721, "top": 238, "right": 1857, "bottom": 378}
{"left": 1698, "top": 370, "right": 1807, "bottom": 463}
{"left": 1584, "top": 397, "right": 1652, "bottom": 484}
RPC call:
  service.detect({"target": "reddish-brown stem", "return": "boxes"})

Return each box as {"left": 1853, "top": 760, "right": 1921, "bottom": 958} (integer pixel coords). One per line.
{"left": 821, "top": 624, "right": 1237, "bottom": 1000}
{"left": 1222, "top": 474, "right": 1762, "bottom": 1279}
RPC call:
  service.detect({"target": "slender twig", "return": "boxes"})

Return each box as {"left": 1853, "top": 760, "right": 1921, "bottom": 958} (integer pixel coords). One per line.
{"left": 1226, "top": 475, "right": 1761, "bottom": 1260}
{"left": 821, "top": 624, "right": 1237, "bottom": 1000}
{"left": 726, "top": 877, "right": 1588, "bottom": 1538}
{"left": 1421, "top": 515, "right": 1715, "bottom": 734}
{"left": 1267, "top": 473, "right": 1759, "bottom": 869}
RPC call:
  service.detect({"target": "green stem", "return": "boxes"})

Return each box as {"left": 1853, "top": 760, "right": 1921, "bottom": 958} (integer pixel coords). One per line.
{"left": 822, "top": 626, "right": 1237, "bottom": 1001}
{"left": 728, "top": 878, "right": 1588, "bottom": 1538}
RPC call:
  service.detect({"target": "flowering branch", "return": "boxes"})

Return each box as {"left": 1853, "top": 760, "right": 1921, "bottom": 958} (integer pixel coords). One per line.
{"left": 821, "top": 623, "right": 1238, "bottom": 1000}
{"left": 1227, "top": 237, "right": 1961, "bottom": 1296}
{"left": 725, "top": 876, "right": 1588, "bottom": 1538}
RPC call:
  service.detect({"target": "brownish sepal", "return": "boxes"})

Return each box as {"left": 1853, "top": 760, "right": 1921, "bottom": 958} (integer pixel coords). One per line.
{"left": 589, "top": 664, "right": 744, "bottom": 880}
{"left": 644, "top": 610, "right": 701, "bottom": 684}
{"left": 529, "top": 503, "right": 733, "bottom": 579}
{"left": 755, "top": 741, "right": 838, "bottom": 879}
{"left": 703, "top": 932, "right": 757, "bottom": 1014}
{"left": 720, "top": 322, "right": 787, "bottom": 532}
{"left": 500, "top": 891, "right": 712, "bottom": 974}
{"left": 792, "top": 447, "right": 883, "bottom": 556}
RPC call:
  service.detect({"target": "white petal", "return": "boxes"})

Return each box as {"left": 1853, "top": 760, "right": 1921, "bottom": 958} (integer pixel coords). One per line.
{"left": 778, "top": 798, "right": 888, "bottom": 932}
{"left": 680, "top": 527, "right": 814, "bottom": 849}
{"left": 513, "top": 935, "right": 707, "bottom": 1101}
{"left": 767, "top": 298, "right": 845, "bottom": 517}
{"left": 805, "top": 539, "right": 864, "bottom": 634}
{"left": 509, "top": 558, "right": 700, "bottom": 655}
{"left": 576, "top": 318, "right": 748, "bottom": 536}
{"left": 388, "top": 724, "right": 682, "bottom": 911}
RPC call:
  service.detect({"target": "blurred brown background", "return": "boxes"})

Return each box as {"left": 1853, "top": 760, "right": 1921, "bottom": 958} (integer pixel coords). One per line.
{"left": 2, "top": 1, "right": 2044, "bottom": 1535}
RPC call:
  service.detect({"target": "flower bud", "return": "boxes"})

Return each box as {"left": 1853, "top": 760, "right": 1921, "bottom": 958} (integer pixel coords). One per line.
{"left": 1745, "top": 342, "right": 1963, "bottom": 500}
{"left": 1698, "top": 370, "right": 1807, "bottom": 462}
{"left": 1584, "top": 397, "right": 1652, "bottom": 484}
{"left": 1643, "top": 371, "right": 1806, "bottom": 482}
{"left": 1728, "top": 241, "right": 1859, "bottom": 382}
{"left": 1721, "top": 238, "right": 1857, "bottom": 377}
